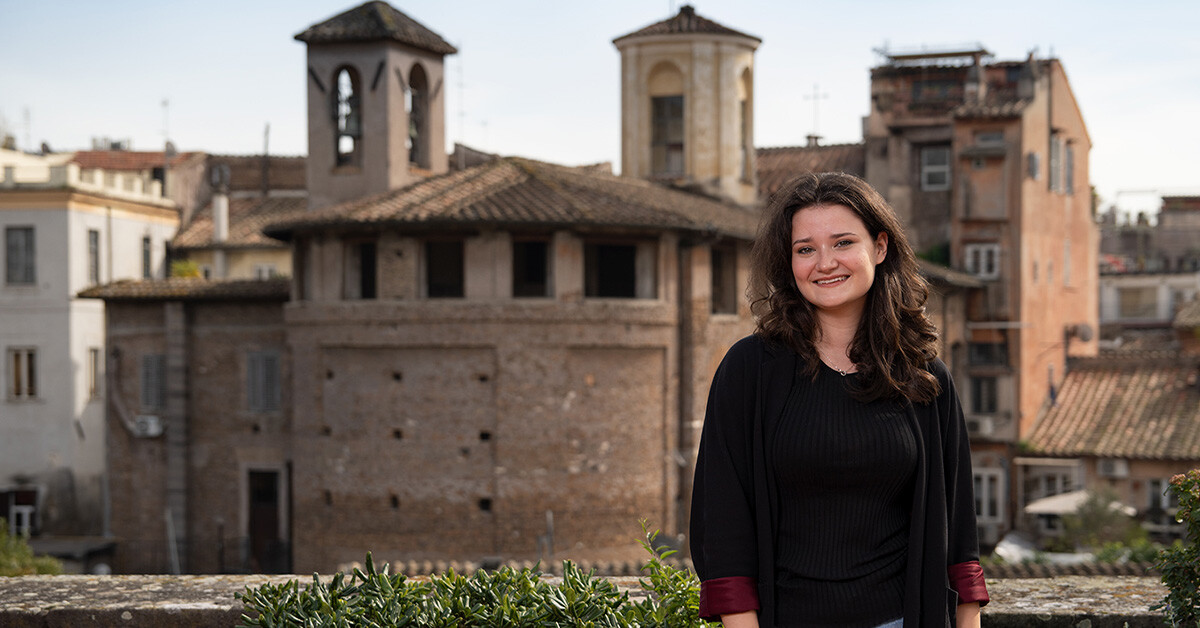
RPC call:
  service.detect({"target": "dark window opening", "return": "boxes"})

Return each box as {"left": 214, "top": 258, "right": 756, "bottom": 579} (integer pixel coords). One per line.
{"left": 651, "top": 95, "right": 684, "bottom": 176}
{"left": 358, "top": 242, "right": 377, "bottom": 299}
{"left": 513, "top": 239, "right": 550, "bottom": 297}
{"left": 334, "top": 67, "right": 362, "bottom": 166}
{"left": 967, "top": 343, "right": 1008, "bottom": 367}
{"left": 585, "top": 243, "right": 637, "bottom": 298}
{"left": 711, "top": 244, "right": 738, "bottom": 314}
{"left": 971, "top": 376, "right": 999, "bottom": 414}
{"left": 407, "top": 64, "right": 429, "bottom": 169}
{"left": 426, "top": 240, "right": 464, "bottom": 298}
{"left": 5, "top": 226, "right": 35, "bottom": 285}
{"left": 141, "top": 236, "right": 152, "bottom": 279}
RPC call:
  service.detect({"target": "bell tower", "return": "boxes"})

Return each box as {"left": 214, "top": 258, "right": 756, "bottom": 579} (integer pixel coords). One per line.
{"left": 295, "top": 1, "right": 457, "bottom": 209}
{"left": 613, "top": 5, "right": 760, "bottom": 205}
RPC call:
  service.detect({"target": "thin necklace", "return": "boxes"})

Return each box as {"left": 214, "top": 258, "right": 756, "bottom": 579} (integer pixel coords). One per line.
{"left": 830, "top": 364, "right": 849, "bottom": 377}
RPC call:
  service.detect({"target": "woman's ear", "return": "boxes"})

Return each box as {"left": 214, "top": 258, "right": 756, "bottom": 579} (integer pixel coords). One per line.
{"left": 874, "top": 231, "right": 889, "bottom": 265}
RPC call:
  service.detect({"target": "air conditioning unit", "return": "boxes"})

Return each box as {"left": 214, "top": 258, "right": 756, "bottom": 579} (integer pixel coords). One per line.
{"left": 966, "top": 417, "right": 995, "bottom": 437}
{"left": 1097, "top": 458, "right": 1129, "bottom": 479}
{"left": 134, "top": 415, "right": 164, "bottom": 438}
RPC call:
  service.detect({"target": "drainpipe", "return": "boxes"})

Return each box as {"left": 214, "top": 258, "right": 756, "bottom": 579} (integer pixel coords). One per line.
{"left": 164, "top": 302, "right": 188, "bottom": 572}
{"left": 212, "top": 192, "right": 228, "bottom": 279}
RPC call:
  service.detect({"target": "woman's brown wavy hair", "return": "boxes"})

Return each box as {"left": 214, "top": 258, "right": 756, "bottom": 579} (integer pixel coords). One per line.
{"left": 749, "top": 172, "right": 941, "bottom": 404}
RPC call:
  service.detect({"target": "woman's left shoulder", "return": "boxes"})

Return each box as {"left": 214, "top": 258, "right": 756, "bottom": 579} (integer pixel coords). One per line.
{"left": 923, "top": 357, "right": 951, "bottom": 381}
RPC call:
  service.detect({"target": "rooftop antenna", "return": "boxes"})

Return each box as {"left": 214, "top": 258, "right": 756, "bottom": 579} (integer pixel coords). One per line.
{"left": 161, "top": 99, "right": 170, "bottom": 145}
{"left": 22, "top": 107, "right": 31, "bottom": 152}
{"left": 803, "top": 83, "right": 829, "bottom": 142}
{"left": 456, "top": 45, "right": 465, "bottom": 169}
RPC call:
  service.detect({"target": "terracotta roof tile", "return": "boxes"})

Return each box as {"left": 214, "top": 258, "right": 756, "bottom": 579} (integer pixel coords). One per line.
{"left": 1175, "top": 300, "right": 1200, "bottom": 329}
{"left": 173, "top": 196, "right": 307, "bottom": 249}
{"left": 78, "top": 278, "right": 290, "bottom": 302}
{"left": 1027, "top": 356, "right": 1200, "bottom": 461}
{"left": 613, "top": 5, "right": 760, "bottom": 44}
{"left": 755, "top": 143, "right": 866, "bottom": 201}
{"left": 264, "top": 157, "right": 759, "bottom": 240}
{"left": 72, "top": 150, "right": 199, "bottom": 171}
{"left": 294, "top": 1, "right": 457, "bottom": 55}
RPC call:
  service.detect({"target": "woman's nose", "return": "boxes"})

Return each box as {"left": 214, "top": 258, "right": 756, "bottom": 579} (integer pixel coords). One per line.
{"left": 816, "top": 249, "right": 837, "bottom": 270}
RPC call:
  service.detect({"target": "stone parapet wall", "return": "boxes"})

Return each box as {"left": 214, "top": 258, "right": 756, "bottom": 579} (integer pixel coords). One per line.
{"left": 0, "top": 574, "right": 1169, "bottom": 627}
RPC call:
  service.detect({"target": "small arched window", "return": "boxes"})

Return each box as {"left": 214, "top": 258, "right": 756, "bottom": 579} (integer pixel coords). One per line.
{"left": 407, "top": 64, "right": 430, "bottom": 169}
{"left": 333, "top": 67, "right": 362, "bottom": 166}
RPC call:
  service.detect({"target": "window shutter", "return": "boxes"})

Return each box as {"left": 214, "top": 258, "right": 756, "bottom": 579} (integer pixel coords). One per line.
{"left": 141, "top": 354, "right": 164, "bottom": 410}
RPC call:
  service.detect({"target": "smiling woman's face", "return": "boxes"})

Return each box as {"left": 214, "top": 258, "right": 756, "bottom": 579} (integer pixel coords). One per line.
{"left": 790, "top": 203, "right": 888, "bottom": 321}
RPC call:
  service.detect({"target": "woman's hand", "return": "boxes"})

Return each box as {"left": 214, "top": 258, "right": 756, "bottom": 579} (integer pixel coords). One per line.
{"left": 956, "top": 602, "right": 981, "bottom": 628}
{"left": 721, "top": 610, "right": 759, "bottom": 627}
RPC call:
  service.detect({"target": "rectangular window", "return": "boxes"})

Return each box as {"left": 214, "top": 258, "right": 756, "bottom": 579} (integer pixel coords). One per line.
{"left": 585, "top": 243, "right": 637, "bottom": 298}
{"left": 651, "top": 95, "right": 684, "bottom": 176}
{"left": 711, "top": 244, "right": 738, "bottom": 314}
{"left": 344, "top": 240, "right": 378, "bottom": 299}
{"left": 141, "top": 236, "right": 152, "bottom": 279}
{"left": 512, "top": 239, "right": 550, "bottom": 298}
{"left": 1049, "top": 134, "right": 1062, "bottom": 193}
{"left": 971, "top": 376, "right": 998, "bottom": 414}
{"left": 88, "top": 229, "right": 100, "bottom": 285}
{"left": 425, "top": 240, "right": 464, "bottom": 298}
{"left": 973, "top": 468, "right": 1004, "bottom": 523}
{"left": 247, "top": 351, "right": 281, "bottom": 413}
{"left": 1065, "top": 143, "right": 1075, "bottom": 195}
{"left": 975, "top": 131, "right": 1004, "bottom": 146}
{"left": 254, "top": 264, "right": 277, "bottom": 280}
{"left": 5, "top": 226, "right": 35, "bottom": 285}
{"left": 1063, "top": 240, "right": 1071, "bottom": 287}
{"left": 964, "top": 243, "right": 1000, "bottom": 280}
{"left": 140, "top": 354, "right": 166, "bottom": 411}
{"left": 1117, "top": 286, "right": 1158, "bottom": 319}
{"left": 920, "top": 146, "right": 951, "bottom": 191}
{"left": 7, "top": 347, "right": 37, "bottom": 399}
{"left": 88, "top": 347, "right": 102, "bottom": 399}
{"left": 1148, "top": 478, "right": 1182, "bottom": 527}
{"left": 967, "top": 343, "right": 1007, "bottom": 367}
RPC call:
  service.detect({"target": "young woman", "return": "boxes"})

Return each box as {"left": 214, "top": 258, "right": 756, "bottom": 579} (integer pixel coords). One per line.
{"left": 689, "top": 173, "right": 989, "bottom": 627}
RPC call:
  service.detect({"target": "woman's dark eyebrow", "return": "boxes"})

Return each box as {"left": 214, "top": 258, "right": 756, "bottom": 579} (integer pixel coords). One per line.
{"left": 793, "top": 231, "right": 858, "bottom": 246}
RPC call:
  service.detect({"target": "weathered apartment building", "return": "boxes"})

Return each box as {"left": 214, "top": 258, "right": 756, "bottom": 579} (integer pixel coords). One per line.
{"left": 0, "top": 147, "right": 178, "bottom": 552}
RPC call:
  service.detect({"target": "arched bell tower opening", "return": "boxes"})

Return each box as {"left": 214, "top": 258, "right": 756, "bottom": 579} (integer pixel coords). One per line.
{"left": 407, "top": 63, "right": 430, "bottom": 171}
{"left": 614, "top": 5, "right": 760, "bottom": 206}
{"left": 333, "top": 66, "right": 362, "bottom": 167}
{"left": 296, "top": 2, "right": 457, "bottom": 210}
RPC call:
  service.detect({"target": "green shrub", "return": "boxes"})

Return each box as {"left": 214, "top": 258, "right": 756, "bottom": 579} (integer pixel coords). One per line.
{"left": 237, "top": 522, "right": 720, "bottom": 627}
{"left": 1060, "top": 487, "right": 1145, "bottom": 551}
{"left": 1153, "top": 469, "right": 1200, "bottom": 626}
{"left": 0, "top": 518, "right": 63, "bottom": 577}
{"left": 170, "top": 259, "right": 202, "bottom": 278}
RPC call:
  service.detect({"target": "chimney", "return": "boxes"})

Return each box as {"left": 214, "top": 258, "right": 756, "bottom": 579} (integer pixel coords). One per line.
{"left": 212, "top": 193, "right": 229, "bottom": 243}
{"left": 806, "top": 134, "right": 822, "bottom": 148}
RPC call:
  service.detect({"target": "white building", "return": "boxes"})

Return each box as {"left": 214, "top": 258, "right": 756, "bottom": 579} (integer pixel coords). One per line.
{"left": 1, "top": 147, "right": 178, "bottom": 539}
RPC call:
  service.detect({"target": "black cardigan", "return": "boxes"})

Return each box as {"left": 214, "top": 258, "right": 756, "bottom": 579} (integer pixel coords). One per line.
{"left": 689, "top": 335, "right": 988, "bottom": 627}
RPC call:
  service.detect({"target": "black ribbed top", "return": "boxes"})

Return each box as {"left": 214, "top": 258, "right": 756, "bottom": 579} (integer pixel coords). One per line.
{"left": 770, "top": 362, "right": 918, "bottom": 627}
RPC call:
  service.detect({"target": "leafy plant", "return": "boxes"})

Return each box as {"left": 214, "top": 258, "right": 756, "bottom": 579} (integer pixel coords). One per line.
{"left": 0, "top": 518, "right": 62, "bottom": 577}
{"left": 1153, "top": 469, "right": 1200, "bottom": 626}
{"left": 170, "top": 259, "right": 202, "bottom": 278}
{"left": 237, "top": 523, "right": 720, "bottom": 627}
{"left": 1060, "top": 487, "right": 1145, "bottom": 551}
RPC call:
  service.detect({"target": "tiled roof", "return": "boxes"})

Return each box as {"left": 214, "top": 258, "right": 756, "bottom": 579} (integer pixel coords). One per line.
{"left": 1026, "top": 357, "right": 1200, "bottom": 461}
{"left": 1176, "top": 300, "right": 1200, "bottom": 329}
{"left": 953, "top": 98, "right": 1031, "bottom": 118}
{"left": 613, "top": 5, "right": 760, "bottom": 44}
{"left": 755, "top": 143, "right": 866, "bottom": 201}
{"left": 78, "top": 278, "right": 290, "bottom": 302}
{"left": 72, "top": 150, "right": 198, "bottom": 171}
{"left": 173, "top": 196, "right": 306, "bottom": 249}
{"left": 263, "top": 157, "right": 760, "bottom": 240}
{"left": 294, "top": 1, "right": 457, "bottom": 55}
{"left": 209, "top": 155, "right": 306, "bottom": 192}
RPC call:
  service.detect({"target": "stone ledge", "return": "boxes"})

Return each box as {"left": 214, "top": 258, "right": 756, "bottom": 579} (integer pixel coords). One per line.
{"left": 0, "top": 574, "right": 1168, "bottom": 627}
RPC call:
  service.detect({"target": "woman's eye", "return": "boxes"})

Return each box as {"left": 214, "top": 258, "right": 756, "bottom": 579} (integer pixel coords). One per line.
{"left": 795, "top": 247, "right": 813, "bottom": 255}
{"left": 835, "top": 239, "right": 854, "bottom": 248}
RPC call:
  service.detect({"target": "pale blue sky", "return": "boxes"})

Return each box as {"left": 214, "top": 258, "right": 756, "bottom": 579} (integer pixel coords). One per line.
{"left": 2, "top": 0, "right": 1197, "bottom": 215}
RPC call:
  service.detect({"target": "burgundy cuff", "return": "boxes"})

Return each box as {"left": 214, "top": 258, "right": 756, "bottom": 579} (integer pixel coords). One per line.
{"left": 948, "top": 560, "right": 990, "bottom": 606}
{"left": 699, "top": 576, "right": 760, "bottom": 620}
